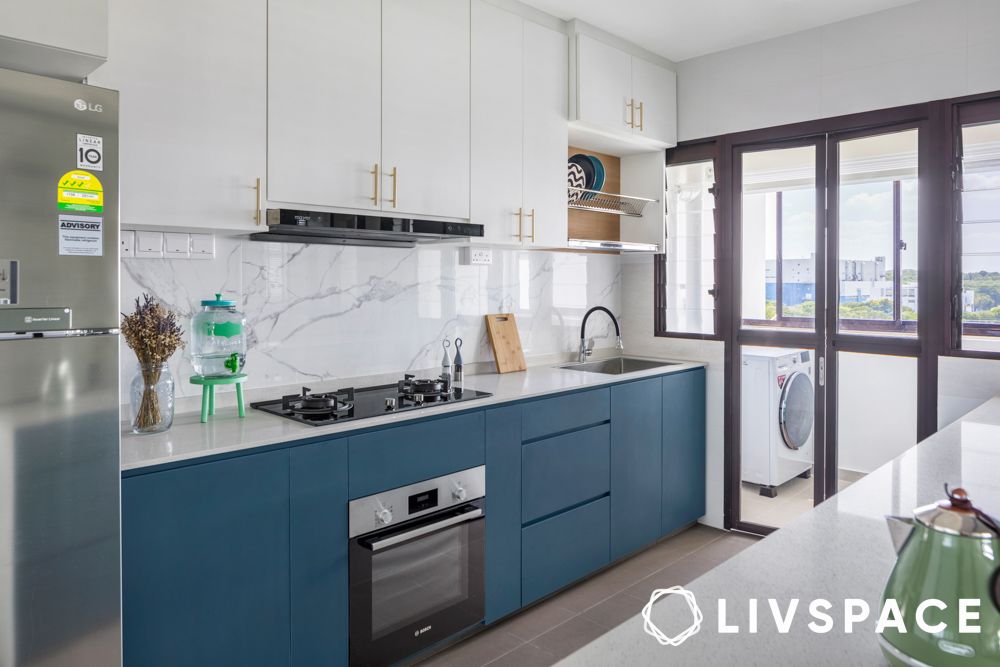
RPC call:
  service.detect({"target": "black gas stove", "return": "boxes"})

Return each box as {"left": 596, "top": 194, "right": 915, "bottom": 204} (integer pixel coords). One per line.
{"left": 250, "top": 374, "right": 492, "bottom": 426}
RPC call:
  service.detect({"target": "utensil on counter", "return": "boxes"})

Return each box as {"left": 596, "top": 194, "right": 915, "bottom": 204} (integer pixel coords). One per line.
{"left": 441, "top": 337, "right": 452, "bottom": 383}
{"left": 484, "top": 314, "right": 526, "bottom": 373}
{"left": 880, "top": 485, "right": 1000, "bottom": 666}
{"left": 453, "top": 337, "right": 464, "bottom": 391}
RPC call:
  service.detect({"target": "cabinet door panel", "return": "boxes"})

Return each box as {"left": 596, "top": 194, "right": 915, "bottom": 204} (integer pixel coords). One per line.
{"left": 382, "top": 0, "right": 470, "bottom": 219}
{"left": 631, "top": 56, "right": 677, "bottom": 146}
{"left": 471, "top": 0, "right": 523, "bottom": 244}
{"left": 348, "top": 411, "right": 485, "bottom": 498}
{"left": 268, "top": 0, "right": 380, "bottom": 210}
{"left": 122, "top": 452, "right": 290, "bottom": 667}
{"left": 575, "top": 34, "right": 631, "bottom": 134}
{"left": 290, "top": 440, "right": 349, "bottom": 667}
{"left": 611, "top": 378, "right": 662, "bottom": 560}
{"left": 521, "top": 496, "right": 610, "bottom": 605}
{"left": 88, "top": 0, "right": 265, "bottom": 230}
{"left": 522, "top": 424, "right": 610, "bottom": 523}
{"left": 522, "top": 20, "right": 568, "bottom": 248}
{"left": 662, "top": 369, "right": 707, "bottom": 535}
{"left": 485, "top": 405, "right": 522, "bottom": 622}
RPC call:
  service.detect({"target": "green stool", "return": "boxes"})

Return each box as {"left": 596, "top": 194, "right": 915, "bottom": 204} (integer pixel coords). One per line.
{"left": 190, "top": 374, "right": 248, "bottom": 423}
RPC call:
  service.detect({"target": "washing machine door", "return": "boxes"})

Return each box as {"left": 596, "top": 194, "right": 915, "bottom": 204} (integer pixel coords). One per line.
{"left": 779, "top": 371, "right": 814, "bottom": 450}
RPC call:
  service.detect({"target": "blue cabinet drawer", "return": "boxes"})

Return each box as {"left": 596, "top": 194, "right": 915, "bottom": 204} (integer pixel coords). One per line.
{"left": 521, "top": 423, "right": 610, "bottom": 523}
{"left": 521, "top": 388, "right": 610, "bottom": 441}
{"left": 521, "top": 496, "right": 610, "bottom": 605}
{"left": 348, "top": 411, "right": 485, "bottom": 498}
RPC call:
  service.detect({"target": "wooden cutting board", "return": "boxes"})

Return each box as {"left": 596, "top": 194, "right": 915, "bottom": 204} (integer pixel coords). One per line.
{"left": 484, "top": 313, "right": 527, "bottom": 373}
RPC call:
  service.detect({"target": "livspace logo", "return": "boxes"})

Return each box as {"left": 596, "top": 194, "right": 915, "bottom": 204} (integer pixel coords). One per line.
{"left": 643, "top": 591, "right": 986, "bottom": 646}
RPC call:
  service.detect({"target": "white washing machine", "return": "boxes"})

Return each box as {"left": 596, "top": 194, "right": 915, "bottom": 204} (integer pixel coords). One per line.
{"left": 741, "top": 348, "right": 814, "bottom": 497}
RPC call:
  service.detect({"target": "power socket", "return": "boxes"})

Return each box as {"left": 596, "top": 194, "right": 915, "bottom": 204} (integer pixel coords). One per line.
{"left": 460, "top": 247, "right": 493, "bottom": 266}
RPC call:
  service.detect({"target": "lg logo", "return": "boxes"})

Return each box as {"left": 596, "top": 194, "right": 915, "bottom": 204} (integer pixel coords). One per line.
{"left": 73, "top": 99, "right": 103, "bottom": 113}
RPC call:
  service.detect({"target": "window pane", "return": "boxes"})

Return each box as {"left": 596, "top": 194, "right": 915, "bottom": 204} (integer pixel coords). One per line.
{"left": 663, "top": 160, "right": 716, "bottom": 335}
{"left": 960, "top": 119, "right": 1000, "bottom": 351}
{"left": 836, "top": 129, "right": 918, "bottom": 333}
{"left": 741, "top": 146, "right": 816, "bottom": 329}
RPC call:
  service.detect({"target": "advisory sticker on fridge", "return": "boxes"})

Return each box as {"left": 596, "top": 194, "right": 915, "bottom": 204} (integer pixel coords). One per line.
{"left": 58, "top": 215, "right": 103, "bottom": 256}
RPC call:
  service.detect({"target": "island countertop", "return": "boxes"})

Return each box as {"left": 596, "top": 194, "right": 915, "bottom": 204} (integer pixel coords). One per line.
{"left": 121, "top": 357, "right": 705, "bottom": 471}
{"left": 558, "top": 395, "right": 1000, "bottom": 665}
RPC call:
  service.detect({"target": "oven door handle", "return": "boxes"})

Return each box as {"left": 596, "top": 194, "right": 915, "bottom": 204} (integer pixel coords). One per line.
{"left": 366, "top": 509, "right": 483, "bottom": 552}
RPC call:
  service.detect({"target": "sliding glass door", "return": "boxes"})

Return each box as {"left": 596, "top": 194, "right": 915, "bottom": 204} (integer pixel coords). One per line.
{"left": 732, "top": 125, "right": 925, "bottom": 533}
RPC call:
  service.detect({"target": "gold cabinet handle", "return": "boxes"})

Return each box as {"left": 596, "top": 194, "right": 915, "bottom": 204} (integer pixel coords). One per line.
{"left": 527, "top": 208, "right": 536, "bottom": 242}
{"left": 626, "top": 98, "right": 635, "bottom": 128}
{"left": 384, "top": 166, "right": 398, "bottom": 208}
{"left": 254, "top": 177, "right": 262, "bottom": 226}
{"left": 370, "top": 163, "right": 379, "bottom": 205}
{"left": 514, "top": 207, "right": 523, "bottom": 241}
{"left": 637, "top": 101, "right": 644, "bottom": 132}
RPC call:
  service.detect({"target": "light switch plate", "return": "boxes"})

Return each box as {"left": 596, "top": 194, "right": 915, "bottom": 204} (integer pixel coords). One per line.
{"left": 135, "top": 231, "right": 163, "bottom": 259}
{"left": 120, "top": 230, "right": 135, "bottom": 258}
{"left": 190, "top": 234, "right": 215, "bottom": 260}
{"left": 164, "top": 232, "right": 190, "bottom": 258}
{"left": 460, "top": 247, "right": 493, "bottom": 266}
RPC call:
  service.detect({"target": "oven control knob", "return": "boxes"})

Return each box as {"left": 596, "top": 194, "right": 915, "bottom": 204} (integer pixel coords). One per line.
{"left": 375, "top": 507, "right": 393, "bottom": 526}
{"left": 452, "top": 484, "right": 467, "bottom": 502}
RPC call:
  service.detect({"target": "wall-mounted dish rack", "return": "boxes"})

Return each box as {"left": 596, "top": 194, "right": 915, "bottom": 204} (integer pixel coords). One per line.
{"left": 567, "top": 187, "right": 657, "bottom": 217}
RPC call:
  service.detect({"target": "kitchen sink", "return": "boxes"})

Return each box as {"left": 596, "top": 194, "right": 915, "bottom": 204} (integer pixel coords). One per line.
{"left": 558, "top": 357, "right": 681, "bottom": 375}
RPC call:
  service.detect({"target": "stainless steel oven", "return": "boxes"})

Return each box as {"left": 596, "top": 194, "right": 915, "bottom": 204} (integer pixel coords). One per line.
{"left": 348, "top": 466, "right": 486, "bottom": 666}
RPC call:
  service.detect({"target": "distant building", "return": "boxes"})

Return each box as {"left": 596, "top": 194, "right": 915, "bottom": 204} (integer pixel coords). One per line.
{"left": 765, "top": 256, "right": 908, "bottom": 307}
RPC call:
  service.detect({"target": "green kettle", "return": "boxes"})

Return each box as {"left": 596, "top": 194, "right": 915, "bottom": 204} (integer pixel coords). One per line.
{"left": 880, "top": 487, "right": 1000, "bottom": 666}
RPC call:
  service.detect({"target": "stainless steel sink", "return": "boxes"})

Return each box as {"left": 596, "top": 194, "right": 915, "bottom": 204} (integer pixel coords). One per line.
{"left": 558, "top": 357, "right": 681, "bottom": 375}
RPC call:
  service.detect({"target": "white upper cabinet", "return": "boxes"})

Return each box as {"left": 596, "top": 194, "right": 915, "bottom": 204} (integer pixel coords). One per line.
{"left": 382, "top": 0, "right": 470, "bottom": 220}
{"left": 0, "top": 0, "right": 107, "bottom": 79}
{"left": 522, "top": 20, "right": 568, "bottom": 247}
{"left": 88, "top": 0, "right": 266, "bottom": 231}
{"left": 631, "top": 55, "right": 677, "bottom": 146}
{"left": 268, "top": 0, "right": 381, "bottom": 211}
{"left": 573, "top": 31, "right": 676, "bottom": 149}
{"left": 471, "top": 0, "right": 523, "bottom": 244}
{"left": 472, "top": 1, "right": 567, "bottom": 247}
{"left": 576, "top": 34, "right": 632, "bottom": 136}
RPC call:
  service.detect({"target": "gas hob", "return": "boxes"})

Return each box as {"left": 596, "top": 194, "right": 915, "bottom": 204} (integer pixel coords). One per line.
{"left": 250, "top": 374, "right": 491, "bottom": 426}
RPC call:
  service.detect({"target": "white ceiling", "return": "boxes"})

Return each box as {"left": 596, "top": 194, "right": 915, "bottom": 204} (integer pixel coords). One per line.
{"left": 518, "top": 0, "right": 918, "bottom": 62}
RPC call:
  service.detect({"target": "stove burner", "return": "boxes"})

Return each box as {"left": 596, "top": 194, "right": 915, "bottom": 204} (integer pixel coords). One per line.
{"left": 398, "top": 373, "right": 452, "bottom": 403}
{"left": 282, "top": 386, "right": 354, "bottom": 420}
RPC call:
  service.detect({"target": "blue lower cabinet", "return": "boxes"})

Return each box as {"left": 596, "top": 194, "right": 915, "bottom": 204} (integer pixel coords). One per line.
{"left": 348, "top": 411, "right": 485, "bottom": 499}
{"left": 610, "top": 378, "right": 663, "bottom": 561}
{"left": 521, "top": 496, "right": 610, "bottom": 605}
{"left": 122, "top": 451, "right": 291, "bottom": 667}
{"left": 485, "top": 405, "right": 522, "bottom": 623}
{"left": 662, "top": 369, "right": 707, "bottom": 536}
{"left": 290, "top": 440, "right": 349, "bottom": 666}
{"left": 521, "top": 423, "right": 610, "bottom": 524}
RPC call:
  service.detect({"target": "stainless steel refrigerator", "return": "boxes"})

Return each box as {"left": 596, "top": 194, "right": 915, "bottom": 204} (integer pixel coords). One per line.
{"left": 0, "top": 67, "right": 120, "bottom": 666}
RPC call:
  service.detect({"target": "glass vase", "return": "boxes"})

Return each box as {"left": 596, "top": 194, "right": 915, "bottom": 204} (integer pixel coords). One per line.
{"left": 130, "top": 362, "right": 175, "bottom": 434}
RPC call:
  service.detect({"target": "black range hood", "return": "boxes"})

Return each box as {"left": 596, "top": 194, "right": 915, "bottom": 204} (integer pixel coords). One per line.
{"left": 249, "top": 209, "right": 484, "bottom": 248}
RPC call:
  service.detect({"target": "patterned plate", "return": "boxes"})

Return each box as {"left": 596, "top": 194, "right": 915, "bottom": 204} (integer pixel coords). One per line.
{"left": 568, "top": 162, "right": 586, "bottom": 203}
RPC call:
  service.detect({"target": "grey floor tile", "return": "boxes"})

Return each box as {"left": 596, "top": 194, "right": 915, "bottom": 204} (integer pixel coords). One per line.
{"left": 579, "top": 591, "right": 645, "bottom": 630}
{"left": 623, "top": 533, "right": 759, "bottom": 600}
{"left": 484, "top": 643, "right": 558, "bottom": 667}
{"left": 548, "top": 566, "right": 629, "bottom": 613}
{"left": 497, "top": 598, "right": 577, "bottom": 643}
{"left": 528, "top": 615, "right": 607, "bottom": 661}
{"left": 417, "top": 626, "right": 524, "bottom": 667}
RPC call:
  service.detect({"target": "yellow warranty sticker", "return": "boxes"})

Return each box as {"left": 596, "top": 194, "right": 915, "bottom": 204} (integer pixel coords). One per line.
{"left": 57, "top": 170, "right": 104, "bottom": 213}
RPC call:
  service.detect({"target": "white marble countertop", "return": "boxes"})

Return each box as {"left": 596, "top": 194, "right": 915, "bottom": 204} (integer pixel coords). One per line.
{"left": 559, "top": 396, "right": 1000, "bottom": 665}
{"left": 121, "top": 356, "right": 705, "bottom": 471}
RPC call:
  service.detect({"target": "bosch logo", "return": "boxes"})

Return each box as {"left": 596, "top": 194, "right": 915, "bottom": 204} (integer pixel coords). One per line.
{"left": 73, "top": 99, "right": 103, "bottom": 113}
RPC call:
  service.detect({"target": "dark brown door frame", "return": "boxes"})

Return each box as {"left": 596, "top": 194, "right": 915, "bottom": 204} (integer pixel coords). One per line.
{"left": 721, "top": 102, "right": 945, "bottom": 535}
{"left": 822, "top": 118, "right": 933, "bottom": 498}
{"left": 726, "top": 134, "right": 828, "bottom": 536}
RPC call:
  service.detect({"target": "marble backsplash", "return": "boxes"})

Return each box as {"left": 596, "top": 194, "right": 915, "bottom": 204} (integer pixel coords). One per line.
{"left": 120, "top": 238, "right": 622, "bottom": 402}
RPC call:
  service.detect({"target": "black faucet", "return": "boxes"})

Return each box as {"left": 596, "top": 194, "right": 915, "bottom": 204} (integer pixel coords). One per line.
{"left": 579, "top": 306, "right": 624, "bottom": 362}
